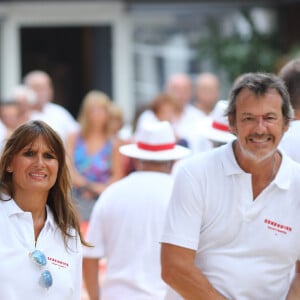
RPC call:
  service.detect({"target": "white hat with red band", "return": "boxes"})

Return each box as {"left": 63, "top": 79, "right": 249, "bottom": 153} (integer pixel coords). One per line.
{"left": 201, "top": 100, "right": 236, "bottom": 143}
{"left": 119, "top": 121, "right": 191, "bottom": 161}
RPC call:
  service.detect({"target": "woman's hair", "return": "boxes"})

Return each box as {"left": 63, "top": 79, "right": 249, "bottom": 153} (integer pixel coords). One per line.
{"left": 0, "top": 120, "right": 90, "bottom": 248}
{"left": 77, "top": 90, "right": 112, "bottom": 137}
{"left": 150, "top": 92, "right": 179, "bottom": 116}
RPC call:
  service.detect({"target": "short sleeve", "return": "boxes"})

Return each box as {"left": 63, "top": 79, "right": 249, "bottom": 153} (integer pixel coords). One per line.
{"left": 161, "top": 163, "right": 204, "bottom": 250}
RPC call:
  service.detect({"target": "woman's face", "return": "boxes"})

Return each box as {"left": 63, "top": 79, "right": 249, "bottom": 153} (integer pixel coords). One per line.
{"left": 7, "top": 136, "right": 59, "bottom": 197}
{"left": 87, "top": 104, "right": 109, "bottom": 127}
{"left": 156, "top": 103, "right": 177, "bottom": 123}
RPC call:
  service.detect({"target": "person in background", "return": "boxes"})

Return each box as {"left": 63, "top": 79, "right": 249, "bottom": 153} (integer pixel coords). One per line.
{"left": 11, "top": 84, "right": 37, "bottom": 125}
{"left": 150, "top": 92, "right": 188, "bottom": 147}
{"left": 164, "top": 73, "right": 206, "bottom": 150}
{"left": 0, "top": 120, "right": 90, "bottom": 300}
{"left": 137, "top": 74, "right": 206, "bottom": 153}
{"left": 132, "top": 93, "right": 189, "bottom": 175}
{"left": 278, "top": 58, "right": 300, "bottom": 163}
{"left": 0, "top": 101, "right": 21, "bottom": 138}
{"left": 83, "top": 121, "right": 190, "bottom": 300}
{"left": 0, "top": 101, "right": 9, "bottom": 149}
{"left": 161, "top": 72, "right": 300, "bottom": 300}
{"left": 188, "top": 72, "right": 221, "bottom": 153}
{"left": 23, "top": 70, "right": 79, "bottom": 142}
{"left": 150, "top": 92, "right": 178, "bottom": 124}
{"left": 108, "top": 102, "right": 133, "bottom": 176}
{"left": 108, "top": 102, "right": 125, "bottom": 139}
{"left": 66, "top": 90, "right": 124, "bottom": 222}
{"left": 135, "top": 93, "right": 178, "bottom": 131}
{"left": 194, "top": 72, "right": 220, "bottom": 116}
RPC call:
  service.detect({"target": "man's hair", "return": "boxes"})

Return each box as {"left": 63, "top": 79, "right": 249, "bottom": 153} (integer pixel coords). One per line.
{"left": 226, "top": 72, "right": 294, "bottom": 125}
{"left": 278, "top": 59, "right": 300, "bottom": 110}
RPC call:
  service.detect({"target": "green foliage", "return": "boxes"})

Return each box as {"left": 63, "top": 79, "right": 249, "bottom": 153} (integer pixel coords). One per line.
{"left": 196, "top": 10, "right": 280, "bottom": 83}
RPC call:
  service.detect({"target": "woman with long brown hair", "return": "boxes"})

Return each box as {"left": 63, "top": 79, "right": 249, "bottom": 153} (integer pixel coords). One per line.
{"left": 0, "top": 120, "right": 89, "bottom": 300}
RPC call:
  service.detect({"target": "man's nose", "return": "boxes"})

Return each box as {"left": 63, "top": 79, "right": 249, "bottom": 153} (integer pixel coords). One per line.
{"left": 34, "top": 154, "right": 45, "bottom": 165}
{"left": 254, "top": 116, "right": 267, "bottom": 133}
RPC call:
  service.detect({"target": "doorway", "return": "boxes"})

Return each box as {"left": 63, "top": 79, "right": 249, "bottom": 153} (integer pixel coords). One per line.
{"left": 20, "top": 25, "right": 112, "bottom": 118}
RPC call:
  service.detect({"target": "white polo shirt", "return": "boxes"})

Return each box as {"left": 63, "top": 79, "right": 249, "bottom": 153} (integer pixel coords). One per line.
{"left": 0, "top": 199, "right": 82, "bottom": 300}
{"left": 173, "top": 104, "right": 209, "bottom": 153}
{"left": 279, "top": 120, "right": 300, "bottom": 163}
{"left": 30, "top": 102, "right": 79, "bottom": 143}
{"left": 161, "top": 142, "right": 300, "bottom": 300}
{"left": 83, "top": 171, "right": 173, "bottom": 300}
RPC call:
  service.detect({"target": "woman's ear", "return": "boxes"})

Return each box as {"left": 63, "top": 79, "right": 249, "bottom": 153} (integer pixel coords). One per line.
{"left": 6, "top": 166, "right": 13, "bottom": 173}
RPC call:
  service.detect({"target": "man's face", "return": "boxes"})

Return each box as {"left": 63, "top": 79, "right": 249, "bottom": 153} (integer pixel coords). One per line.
{"left": 195, "top": 75, "right": 219, "bottom": 111}
{"left": 27, "top": 75, "right": 53, "bottom": 109}
{"left": 167, "top": 78, "right": 191, "bottom": 109}
{"left": 230, "top": 88, "right": 288, "bottom": 162}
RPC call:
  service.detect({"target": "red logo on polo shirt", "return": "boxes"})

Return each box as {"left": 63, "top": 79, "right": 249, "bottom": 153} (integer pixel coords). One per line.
{"left": 48, "top": 256, "right": 69, "bottom": 268}
{"left": 264, "top": 218, "right": 292, "bottom": 235}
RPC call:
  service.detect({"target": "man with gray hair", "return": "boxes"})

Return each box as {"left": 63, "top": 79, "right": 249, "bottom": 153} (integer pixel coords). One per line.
{"left": 161, "top": 72, "right": 300, "bottom": 300}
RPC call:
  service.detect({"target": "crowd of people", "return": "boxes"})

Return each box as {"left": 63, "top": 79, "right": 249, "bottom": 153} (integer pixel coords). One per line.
{"left": 1, "top": 57, "right": 300, "bottom": 300}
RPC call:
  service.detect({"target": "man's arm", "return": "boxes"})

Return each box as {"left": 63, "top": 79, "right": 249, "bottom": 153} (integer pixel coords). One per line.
{"left": 83, "top": 257, "right": 101, "bottom": 300}
{"left": 161, "top": 243, "right": 227, "bottom": 300}
{"left": 286, "top": 261, "right": 300, "bottom": 300}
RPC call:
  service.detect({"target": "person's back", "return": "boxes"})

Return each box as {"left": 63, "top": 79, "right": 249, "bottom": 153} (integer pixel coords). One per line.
{"left": 86, "top": 171, "right": 172, "bottom": 299}
{"left": 83, "top": 121, "right": 191, "bottom": 300}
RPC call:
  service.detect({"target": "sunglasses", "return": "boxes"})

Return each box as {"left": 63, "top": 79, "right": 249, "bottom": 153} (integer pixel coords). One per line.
{"left": 29, "top": 249, "right": 53, "bottom": 289}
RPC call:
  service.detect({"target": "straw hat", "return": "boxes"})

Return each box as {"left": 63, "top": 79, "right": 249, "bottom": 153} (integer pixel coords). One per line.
{"left": 200, "top": 100, "right": 236, "bottom": 143}
{"left": 119, "top": 121, "right": 191, "bottom": 161}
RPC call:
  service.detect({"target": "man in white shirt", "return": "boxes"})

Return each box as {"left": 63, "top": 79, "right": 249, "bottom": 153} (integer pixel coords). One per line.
{"left": 23, "top": 70, "right": 79, "bottom": 142}
{"left": 278, "top": 58, "right": 300, "bottom": 163}
{"left": 188, "top": 72, "right": 222, "bottom": 152}
{"left": 83, "top": 121, "right": 190, "bottom": 300}
{"left": 194, "top": 72, "right": 220, "bottom": 116}
{"left": 161, "top": 72, "right": 300, "bottom": 300}
{"left": 136, "top": 74, "right": 208, "bottom": 153}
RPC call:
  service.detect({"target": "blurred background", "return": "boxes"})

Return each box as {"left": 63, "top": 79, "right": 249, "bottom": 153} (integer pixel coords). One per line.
{"left": 1, "top": 0, "right": 300, "bottom": 124}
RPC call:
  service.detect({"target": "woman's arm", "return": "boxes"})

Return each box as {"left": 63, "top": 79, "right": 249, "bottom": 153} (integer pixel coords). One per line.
{"left": 161, "top": 243, "right": 227, "bottom": 300}
{"left": 65, "top": 132, "right": 89, "bottom": 188}
{"left": 108, "top": 138, "right": 126, "bottom": 182}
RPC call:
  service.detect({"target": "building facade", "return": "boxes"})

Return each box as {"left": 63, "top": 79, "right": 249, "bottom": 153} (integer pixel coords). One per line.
{"left": 0, "top": 0, "right": 299, "bottom": 123}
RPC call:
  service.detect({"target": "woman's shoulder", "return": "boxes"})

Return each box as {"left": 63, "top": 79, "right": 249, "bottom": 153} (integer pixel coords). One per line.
{"left": 66, "top": 130, "right": 82, "bottom": 145}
